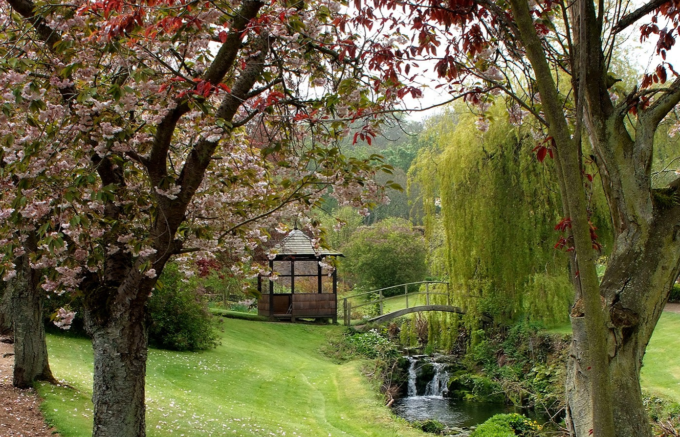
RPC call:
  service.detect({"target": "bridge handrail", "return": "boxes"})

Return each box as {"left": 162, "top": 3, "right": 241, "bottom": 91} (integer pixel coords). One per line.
{"left": 342, "top": 281, "right": 451, "bottom": 326}
{"left": 342, "top": 281, "right": 449, "bottom": 300}
{"left": 349, "top": 292, "right": 449, "bottom": 310}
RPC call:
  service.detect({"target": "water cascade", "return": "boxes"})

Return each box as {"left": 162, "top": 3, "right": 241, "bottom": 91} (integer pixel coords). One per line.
{"left": 424, "top": 362, "right": 449, "bottom": 397}
{"left": 393, "top": 356, "right": 535, "bottom": 431}
{"left": 405, "top": 356, "right": 450, "bottom": 398}
{"left": 407, "top": 357, "right": 418, "bottom": 397}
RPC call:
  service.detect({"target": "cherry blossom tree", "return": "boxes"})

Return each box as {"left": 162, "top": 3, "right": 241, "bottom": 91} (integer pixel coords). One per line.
{"left": 353, "top": 0, "right": 680, "bottom": 435}
{"left": 0, "top": 0, "right": 394, "bottom": 433}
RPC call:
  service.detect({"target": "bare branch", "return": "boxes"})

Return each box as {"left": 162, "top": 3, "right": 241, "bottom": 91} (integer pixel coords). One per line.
{"left": 642, "top": 76, "right": 680, "bottom": 128}
{"left": 613, "top": 0, "right": 671, "bottom": 34}
{"left": 246, "top": 78, "right": 283, "bottom": 99}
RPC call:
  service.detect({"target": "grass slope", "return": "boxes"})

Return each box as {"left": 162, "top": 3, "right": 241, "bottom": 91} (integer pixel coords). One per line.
{"left": 39, "top": 320, "right": 425, "bottom": 437}
{"left": 545, "top": 312, "right": 680, "bottom": 401}
{"left": 640, "top": 312, "right": 680, "bottom": 401}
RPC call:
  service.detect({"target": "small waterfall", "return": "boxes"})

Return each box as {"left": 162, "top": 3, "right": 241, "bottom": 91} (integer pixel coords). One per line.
{"left": 424, "top": 362, "right": 449, "bottom": 397}
{"left": 405, "top": 356, "right": 450, "bottom": 398}
{"left": 407, "top": 357, "right": 418, "bottom": 397}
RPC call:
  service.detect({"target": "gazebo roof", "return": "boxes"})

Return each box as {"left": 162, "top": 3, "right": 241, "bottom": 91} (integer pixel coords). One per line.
{"left": 272, "top": 229, "right": 342, "bottom": 259}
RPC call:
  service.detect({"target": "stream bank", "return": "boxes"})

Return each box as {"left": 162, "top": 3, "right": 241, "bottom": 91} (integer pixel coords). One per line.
{"left": 390, "top": 354, "right": 550, "bottom": 435}
{"left": 337, "top": 320, "right": 570, "bottom": 434}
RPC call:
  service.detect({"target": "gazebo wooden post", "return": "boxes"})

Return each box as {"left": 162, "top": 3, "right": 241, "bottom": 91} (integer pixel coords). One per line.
{"left": 268, "top": 259, "right": 274, "bottom": 319}
{"left": 317, "top": 260, "right": 322, "bottom": 294}
{"left": 332, "top": 269, "right": 338, "bottom": 324}
{"left": 290, "top": 258, "right": 295, "bottom": 323}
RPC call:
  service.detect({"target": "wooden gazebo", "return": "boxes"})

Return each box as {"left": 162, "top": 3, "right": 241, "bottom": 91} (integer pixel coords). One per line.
{"left": 257, "top": 229, "right": 341, "bottom": 323}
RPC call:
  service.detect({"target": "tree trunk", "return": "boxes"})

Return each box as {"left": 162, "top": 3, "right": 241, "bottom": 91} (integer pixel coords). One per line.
{"left": 10, "top": 234, "right": 56, "bottom": 388}
{"left": 85, "top": 277, "right": 149, "bottom": 437}
{"left": 566, "top": 205, "right": 680, "bottom": 436}
{"left": 566, "top": 317, "right": 650, "bottom": 437}
{"left": 0, "top": 280, "right": 12, "bottom": 335}
{"left": 567, "top": 300, "right": 657, "bottom": 437}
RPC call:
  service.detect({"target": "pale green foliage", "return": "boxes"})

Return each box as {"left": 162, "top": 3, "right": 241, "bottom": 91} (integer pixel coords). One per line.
{"left": 341, "top": 218, "right": 428, "bottom": 294}
{"left": 410, "top": 102, "right": 604, "bottom": 328}
{"left": 651, "top": 121, "right": 680, "bottom": 188}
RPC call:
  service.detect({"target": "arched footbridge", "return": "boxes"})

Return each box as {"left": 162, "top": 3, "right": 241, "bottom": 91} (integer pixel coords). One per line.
{"left": 342, "top": 281, "right": 474, "bottom": 326}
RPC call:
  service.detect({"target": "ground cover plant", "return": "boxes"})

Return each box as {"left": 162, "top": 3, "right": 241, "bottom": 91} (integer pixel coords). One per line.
{"left": 470, "top": 413, "right": 542, "bottom": 437}
{"left": 38, "top": 318, "right": 426, "bottom": 437}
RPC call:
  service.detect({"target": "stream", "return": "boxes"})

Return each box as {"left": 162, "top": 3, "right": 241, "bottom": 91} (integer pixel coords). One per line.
{"left": 392, "top": 356, "right": 537, "bottom": 429}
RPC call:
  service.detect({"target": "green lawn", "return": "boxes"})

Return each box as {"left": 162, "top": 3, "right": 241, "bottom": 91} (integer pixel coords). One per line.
{"left": 545, "top": 312, "right": 680, "bottom": 402}
{"left": 39, "top": 320, "right": 426, "bottom": 437}
{"left": 640, "top": 312, "right": 680, "bottom": 401}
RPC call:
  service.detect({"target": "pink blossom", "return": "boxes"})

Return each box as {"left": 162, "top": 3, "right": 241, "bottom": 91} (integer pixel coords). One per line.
{"left": 53, "top": 308, "right": 76, "bottom": 330}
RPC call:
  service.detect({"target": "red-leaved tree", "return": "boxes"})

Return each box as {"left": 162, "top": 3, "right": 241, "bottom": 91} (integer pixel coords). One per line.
{"left": 352, "top": 0, "right": 680, "bottom": 435}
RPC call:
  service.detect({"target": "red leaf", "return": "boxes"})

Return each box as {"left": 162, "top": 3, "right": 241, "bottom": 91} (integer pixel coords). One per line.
{"left": 537, "top": 146, "right": 547, "bottom": 163}
{"left": 219, "top": 31, "right": 228, "bottom": 43}
{"left": 656, "top": 64, "right": 667, "bottom": 83}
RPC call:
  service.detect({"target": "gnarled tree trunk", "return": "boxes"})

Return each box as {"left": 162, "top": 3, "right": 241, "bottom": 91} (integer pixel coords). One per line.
{"left": 11, "top": 232, "right": 56, "bottom": 388}
{"left": 509, "top": 0, "right": 680, "bottom": 432}
{"left": 566, "top": 206, "right": 680, "bottom": 437}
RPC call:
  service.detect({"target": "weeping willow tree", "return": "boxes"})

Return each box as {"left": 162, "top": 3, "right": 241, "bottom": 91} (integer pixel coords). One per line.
{"left": 410, "top": 102, "right": 612, "bottom": 335}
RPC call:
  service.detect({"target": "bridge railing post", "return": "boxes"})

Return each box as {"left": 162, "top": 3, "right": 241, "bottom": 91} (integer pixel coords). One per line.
{"left": 343, "top": 298, "right": 347, "bottom": 326}
{"left": 405, "top": 284, "right": 408, "bottom": 309}
{"left": 426, "top": 282, "right": 430, "bottom": 306}
{"left": 379, "top": 290, "right": 383, "bottom": 315}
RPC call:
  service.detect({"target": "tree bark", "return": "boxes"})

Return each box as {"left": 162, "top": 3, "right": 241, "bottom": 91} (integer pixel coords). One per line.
{"left": 566, "top": 204, "right": 680, "bottom": 437}
{"left": 0, "top": 280, "right": 12, "bottom": 336}
{"left": 85, "top": 278, "right": 149, "bottom": 437}
{"left": 10, "top": 233, "right": 56, "bottom": 388}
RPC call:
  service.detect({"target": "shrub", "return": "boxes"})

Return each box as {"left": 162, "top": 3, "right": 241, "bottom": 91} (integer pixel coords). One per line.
{"left": 669, "top": 283, "right": 680, "bottom": 303}
{"left": 321, "top": 328, "right": 400, "bottom": 362}
{"left": 471, "top": 414, "right": 541, "bottom": 437}
{"left": 345, "top": 329, "right": 399, "bottom": 360}
{"left": 148, "top": 263, "right": 220, "bottom": 351}
{"left": 341, "top": 218, "right": 428, "bottom": 295}
{"left": 447, "top": 374, "right": 504, "bottom": 403}
{"left": 412, "top": 419, "right": 445, "bottom": 434}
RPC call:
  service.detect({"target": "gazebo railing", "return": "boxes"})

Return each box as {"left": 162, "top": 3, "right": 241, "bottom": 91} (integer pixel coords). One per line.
{"left": 342, "top": 281, "right": 449, "bottom": 326}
